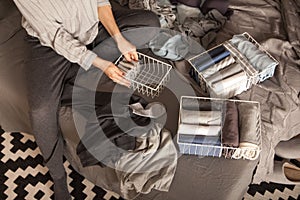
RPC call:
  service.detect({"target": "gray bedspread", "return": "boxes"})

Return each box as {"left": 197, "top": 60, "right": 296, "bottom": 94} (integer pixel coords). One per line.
{"left": 215, "top": 0, "right": 300, "bottom": 184}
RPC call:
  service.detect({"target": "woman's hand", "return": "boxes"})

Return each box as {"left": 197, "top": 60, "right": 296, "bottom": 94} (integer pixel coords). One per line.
{"left": 92, "top": 57, "right": 130, "bottom": 87}
{"left": 104, "top": 63, "right": 130, "bottom": 87}
{"left": 114, "top": 34, "right": 139, "bottom": 62}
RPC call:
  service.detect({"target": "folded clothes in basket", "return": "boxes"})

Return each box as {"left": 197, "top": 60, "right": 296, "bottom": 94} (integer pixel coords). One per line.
{"left": 180, "top": 109, "right": 222, "bottom": 125}
{"left": 201, "top": 55, "right": 236, "bottom": 78}
{"left": 191, "top": 45, "right": 231, "bottom": 72}
{"left": 178, "top": 124, "right": 221, "bottom": 136}
{"left": 181, "top": 98, "right": 223, "bottom": 111}
{"left": 178, "top": 134, "right": 221, "bottom": 145}
{"left": 230, "top": 34, "right": 277, "bottom": 72}
{"left": 206, "top": 62, "right": 242, "bottom": 84}
{"left": 211, "top": 71, "right": 247, "bottom": 93}
{"left": 221, "top": 101, "right": 239, "bottom": 147}
{"left": 231, "top": 102, "right": 260, "bottom": 160}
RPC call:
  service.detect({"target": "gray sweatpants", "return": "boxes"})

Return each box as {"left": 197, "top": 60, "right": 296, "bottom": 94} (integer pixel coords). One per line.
{"left": 24, "top": 2, "right": 159, "bottom": 199}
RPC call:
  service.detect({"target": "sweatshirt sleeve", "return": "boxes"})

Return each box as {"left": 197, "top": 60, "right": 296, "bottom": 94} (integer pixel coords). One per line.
{"left": 14, "top": 0, "right": 98, "bottom": 70}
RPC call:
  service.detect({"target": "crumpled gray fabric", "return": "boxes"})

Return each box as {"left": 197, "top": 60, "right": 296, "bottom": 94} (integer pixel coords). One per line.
{"left": 115, "top": 126, "right": 177, "bottom": 200}
{"left": 149, "top": 31, "right": 189, "bottom": 60}
{"left": 148, "top": 30, "right": 202, "bottom": 61}
{"left": 176, "top": 9, "right": 227, "bottom": 48}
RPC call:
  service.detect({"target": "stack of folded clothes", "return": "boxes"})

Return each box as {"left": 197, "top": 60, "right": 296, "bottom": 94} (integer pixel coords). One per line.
{"left": 177, "top": 97, "right": 223, "bottom": 157}
{"left": 189, "top": 33, "right": 278, "bottom": 98}
{"left": 177, "top": 97, "right": 261, "bottom": 160}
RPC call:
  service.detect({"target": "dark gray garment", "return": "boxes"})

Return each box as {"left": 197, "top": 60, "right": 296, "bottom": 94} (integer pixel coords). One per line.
{"left": 222, "top": 101, "right": 239, "bottom": 147}
{"left": 23, "top": 3, "right": 160, "bottom": 199}
{"left": 237, "top": 102, "right": 260, "bottom": 145}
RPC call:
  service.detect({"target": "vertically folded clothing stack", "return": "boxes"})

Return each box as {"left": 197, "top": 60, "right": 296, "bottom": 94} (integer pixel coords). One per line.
{"left": 178, "top": 97, "right": 261, "bottom": 160}
{"left": 189, "top": 33, "right": 278, "bottom": 98}
{"left": 189, "top": 45, "right": 247, "bottom": 97}
{"left": 178, "top": 98, "right": 223, "bottom": 157}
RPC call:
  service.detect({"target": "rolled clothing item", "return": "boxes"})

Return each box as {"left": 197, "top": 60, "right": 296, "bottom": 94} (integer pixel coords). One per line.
{"left": 206, "top": 62, "right": 243, "bottom": 84}
{"left": 221, "top": 101, "right": 239, "bottom": 147}
{"left": 201, "top": 56, "right": 236, "bottom": 78}
{"left": 178, "top": 124, "right": 221, "bottom": 136}
{"left": 230, "top": 34, "right": 277, "bottom": 72}
{"left": 212, "top": 75, "right": 248, "bottom": 98}
{"left": 180, "top": 109, "right": 222, "bottom": 125}
{"left": 196, "top": 50, "right": 231, "bottom": 72}
{"left": 238, "top": 102, "right": 260, "bottom": 145}
{"left": 178, "top": 143, "right": 222, "bottom": 157}
{"left": 211, "top": 71, "right": 247, "bottom": 92}
{"left": 191, "top": 45, "right": 230, "bottom": 72}
{"left": 178, "top": 134, "right": 221, "bottom": 145}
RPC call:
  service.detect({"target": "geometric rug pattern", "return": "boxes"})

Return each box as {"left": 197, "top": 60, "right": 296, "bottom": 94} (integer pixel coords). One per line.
{"left": 1, "top": 129, "right": 299, "bottom": 200}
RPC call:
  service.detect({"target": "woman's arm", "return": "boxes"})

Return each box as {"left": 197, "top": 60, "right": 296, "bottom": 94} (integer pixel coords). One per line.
{"left": 97, "top": 5, "right": 138, "bottom": 61}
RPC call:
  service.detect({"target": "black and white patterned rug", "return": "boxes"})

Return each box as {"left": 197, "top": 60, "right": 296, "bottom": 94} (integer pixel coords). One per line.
{"left": 0, "top": 129, "right": 299, "bottom": 200}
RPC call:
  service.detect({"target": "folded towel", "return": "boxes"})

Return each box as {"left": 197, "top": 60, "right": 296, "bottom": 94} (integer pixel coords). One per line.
{"left": 180, "top": 109, "right": 222, "bottom": 125}
{"left": 178, "top": 124, "right": 221, "bottom": 136}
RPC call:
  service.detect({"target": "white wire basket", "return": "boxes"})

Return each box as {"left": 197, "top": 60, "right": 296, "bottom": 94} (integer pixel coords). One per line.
{"left": 188, "top": 32, "right": 279, "bottom": 98}
{"left": 177, "top": 96, "right": 262, "bottom": 160}
{"left": 115, "top": 52, "right": 172, "bottom": 98}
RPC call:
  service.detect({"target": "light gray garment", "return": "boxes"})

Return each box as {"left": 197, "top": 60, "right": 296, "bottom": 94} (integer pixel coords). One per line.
{"left": 177, "top": 124, "right": 221, "bottom": 136}
{"left": 230, "top": 34, "right": 277, "bottom": 72}
{"left": 149, "top": 31, "right": 189, "bottom": 61}
{"left": 202, "top": 56, "right": 236, "bottom": 78}
{"left": 237, "top": 102, "right": 260, "bottom": 145}
{"left": 206, "top": 62, "right": 243, "bottom": 84}
{"left": 181, "top": 97, "right": 223, "bottom": 111}
{"left": 115, "top": 127, "right": 177, "bottom": 200}
{"left": 13, "top": 0, "right": 111, "bottom": 70}
{"left": 212, "top": 76, "right": 248, "bottom": 98}
{"left": 212, "top": 71, "right": 247, "bottom": 91}
{"left": 129, "top": 102, "right": 166, "bottom": 118}
{"left": 180, "top": 109, "right": 222, "bottom": 125}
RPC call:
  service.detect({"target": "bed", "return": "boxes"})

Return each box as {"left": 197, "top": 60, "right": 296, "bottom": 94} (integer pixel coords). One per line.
{"left": 0, "top": 0, "right": 299, "bottom": 199}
